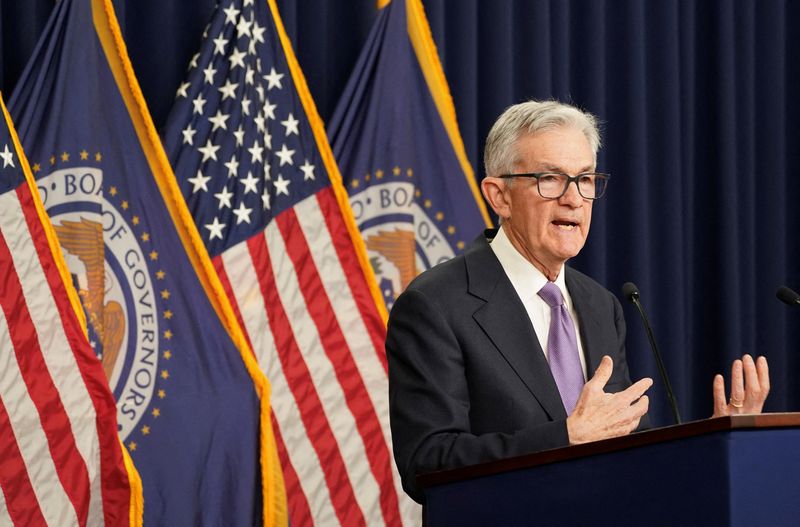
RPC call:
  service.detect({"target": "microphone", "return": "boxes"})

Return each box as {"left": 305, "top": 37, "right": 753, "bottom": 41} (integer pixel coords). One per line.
{"left": 621, "top": 282, "right": 681, "bottom": 425}
{"left": 776, "top": 286, "right": 800, "bottom": 306}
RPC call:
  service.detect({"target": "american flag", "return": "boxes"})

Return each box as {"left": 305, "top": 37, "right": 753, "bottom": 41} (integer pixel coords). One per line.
{"left": 0, "top": 97, "right": 140, "bottom": 526}
{"left": 162, "top": 0, "right": 418, "bottom": 525}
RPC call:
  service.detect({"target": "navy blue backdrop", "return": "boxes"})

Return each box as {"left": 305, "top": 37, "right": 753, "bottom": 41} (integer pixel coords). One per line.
{"left": 1, "top": 0, "right": 798, "bottom": 427}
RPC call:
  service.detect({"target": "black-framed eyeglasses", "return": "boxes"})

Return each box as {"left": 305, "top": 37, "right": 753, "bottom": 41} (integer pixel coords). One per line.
{"left": 497, "top": 172, "right": 610, "bottom": 200}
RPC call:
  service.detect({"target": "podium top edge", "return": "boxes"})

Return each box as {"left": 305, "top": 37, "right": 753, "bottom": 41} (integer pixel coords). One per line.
{"left": 417, "top": 412, "right": 800, "bottom": 490}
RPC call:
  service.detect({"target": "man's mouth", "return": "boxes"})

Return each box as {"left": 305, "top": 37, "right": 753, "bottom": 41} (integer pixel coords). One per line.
{"left": 552, "top": 220, "right": 578, "bottom": 230}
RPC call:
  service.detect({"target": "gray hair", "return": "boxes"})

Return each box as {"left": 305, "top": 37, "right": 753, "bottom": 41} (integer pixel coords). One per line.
{"left": 483, "top": 100, "right": 601, "bottom": 177}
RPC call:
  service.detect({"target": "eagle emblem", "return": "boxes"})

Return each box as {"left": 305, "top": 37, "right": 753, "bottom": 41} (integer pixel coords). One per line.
{"left": 365, "top": 228, "right": 418, "bottom": 292}
{"left": 53, "top": 218, "right": 125, "bottom": 381}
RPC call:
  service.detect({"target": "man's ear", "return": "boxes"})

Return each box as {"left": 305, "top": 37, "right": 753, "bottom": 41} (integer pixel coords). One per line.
{"left": 481, "top": 176, "right": 511, "bottom": 220}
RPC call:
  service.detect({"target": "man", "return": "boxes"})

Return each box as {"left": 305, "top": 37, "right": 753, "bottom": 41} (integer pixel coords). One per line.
{"left": 386, "top": 100, "right": 770, "bottom": 503}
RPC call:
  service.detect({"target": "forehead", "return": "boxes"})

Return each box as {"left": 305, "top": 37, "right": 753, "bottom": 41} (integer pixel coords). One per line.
{"left": 514, "top": 126, "right": 595, "bottom": 173}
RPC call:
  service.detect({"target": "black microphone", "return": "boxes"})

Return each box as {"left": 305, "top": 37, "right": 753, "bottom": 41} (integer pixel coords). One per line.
{"left": 621, "top": 282, "right": 681, "bottom": 425}
{"left": 776, "top": 286, "right": 800, "bottom": 306}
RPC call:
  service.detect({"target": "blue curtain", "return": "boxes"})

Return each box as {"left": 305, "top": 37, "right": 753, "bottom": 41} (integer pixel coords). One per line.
{"left": 1, "top": 0, "right": 797, "bottom": 426}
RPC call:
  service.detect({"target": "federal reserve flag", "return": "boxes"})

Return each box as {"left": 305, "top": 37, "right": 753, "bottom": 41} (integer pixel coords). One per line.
{"left": 9, "top": 0, "right": 285, "bottom": 524}
{"left": 161, "top": 0, "right": 417, "bottom": 524}
{"left": 0, "top": 93, "right": 141, "bottom": 526}
{"left": 328, "top": 0, "right": 492, "bottom": 310}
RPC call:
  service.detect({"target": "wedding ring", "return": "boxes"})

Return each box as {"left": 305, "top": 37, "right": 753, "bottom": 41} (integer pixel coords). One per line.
{"left": 730, "top": 399, "right": 744, "bottom": 408}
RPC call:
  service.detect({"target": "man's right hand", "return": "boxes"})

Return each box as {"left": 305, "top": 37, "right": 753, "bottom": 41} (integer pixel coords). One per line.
{"left": 566, "top": 355, "right": 652, "bottom": 445}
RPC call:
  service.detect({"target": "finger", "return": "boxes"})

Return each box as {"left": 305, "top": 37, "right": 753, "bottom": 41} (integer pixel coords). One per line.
{"left": 627, "top": 415, "right": 643, "bottom": 434}
{"left": 729, "top": 359, "right": 744, "bottom": 406}
{"left": 741, "top": 354, "right": 761, "bottom": 402}
{"left": 620, "top": 396, "right": 649, "bottom": 434}
{"left": 712, "top": 374, "right": 728, "bottom": 417}
{"left": 619, "top": 377, "right": 653, "bottom": 403}
{"left": 588, "top": 355, "right": 613, "bottom": 388}
{"left": 628, "top": 395, "right": 649, "bottom": 424}
{"left": 629, "top": 394, "right": 650, "bottom": 417}
{"left": 756, "top": 356, "right": 770, "bottom": 396}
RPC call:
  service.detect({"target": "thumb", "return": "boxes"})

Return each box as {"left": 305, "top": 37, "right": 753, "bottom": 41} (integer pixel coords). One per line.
{"left": 589, "top": 355, "right": 613, "bottom": 388}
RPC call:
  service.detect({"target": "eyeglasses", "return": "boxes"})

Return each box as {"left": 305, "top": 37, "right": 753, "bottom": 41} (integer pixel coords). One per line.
{"left": 498, "top": 172, "right": 610, "bottom": 200}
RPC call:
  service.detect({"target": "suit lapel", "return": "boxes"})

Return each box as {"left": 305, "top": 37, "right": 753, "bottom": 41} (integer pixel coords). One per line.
{"left": 565, "top": 268, "right": 605, "bottom": 374}
{"left": 466, "top": 232, "right": 567, "bottom": 421}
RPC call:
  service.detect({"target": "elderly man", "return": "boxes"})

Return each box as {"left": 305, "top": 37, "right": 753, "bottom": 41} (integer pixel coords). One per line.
{"left": 386, "top": 100, "right": 770, "bottom": 503}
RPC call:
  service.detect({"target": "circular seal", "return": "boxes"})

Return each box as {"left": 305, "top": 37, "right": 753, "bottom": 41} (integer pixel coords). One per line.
{"left": 349, "top": 180, "right": 455, "bottom": 307}
{"left": 37, "top": 167, "right": 159, "bottom": 440}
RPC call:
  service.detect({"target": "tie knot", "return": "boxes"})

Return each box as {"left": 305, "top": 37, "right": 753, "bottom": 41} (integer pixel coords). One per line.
{"left": 538, "top": 281, "right": 565, "bottom": 308}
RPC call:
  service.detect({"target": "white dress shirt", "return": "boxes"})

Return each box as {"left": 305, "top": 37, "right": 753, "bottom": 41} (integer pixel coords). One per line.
{"left": 489, "top": 227, "right": 588, "bottom": 380}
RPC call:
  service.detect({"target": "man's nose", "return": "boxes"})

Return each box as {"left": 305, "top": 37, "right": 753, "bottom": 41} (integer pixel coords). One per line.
{"left": 559, "top": 179, "right": 584, "bottom": 206}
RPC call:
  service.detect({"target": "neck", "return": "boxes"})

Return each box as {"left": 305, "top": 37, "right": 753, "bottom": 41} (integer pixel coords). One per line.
{"left": 500, "top": 224, "right": 564, "bottom": 281}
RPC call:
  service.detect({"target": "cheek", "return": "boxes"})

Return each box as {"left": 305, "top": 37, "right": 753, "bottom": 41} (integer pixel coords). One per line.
{"left": 582, "top": 206, "right": 593, "bottom": 235}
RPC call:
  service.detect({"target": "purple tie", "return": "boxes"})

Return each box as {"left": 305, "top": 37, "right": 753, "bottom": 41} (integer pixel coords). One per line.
{"left": 538, "top": 281, "right": 584, "bottom": 414}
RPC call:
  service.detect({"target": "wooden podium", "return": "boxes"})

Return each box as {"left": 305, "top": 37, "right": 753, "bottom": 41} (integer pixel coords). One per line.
{"left": 418, "top": 413, "right": 800, "bottom": 526}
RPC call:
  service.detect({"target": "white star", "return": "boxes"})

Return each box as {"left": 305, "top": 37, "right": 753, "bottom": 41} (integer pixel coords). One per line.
{"left": 240, "top": 171, "right": 259, "bottom": 194}
{"left": 0, "top": 144, "right": 15, "bottom": 168}
{"left": 241, "top": 97, "right": 251, "bottom": 116}
{"left": 274, "top": 174, "right": 290, "bottom": 196}
{"left": 253, "top": 114, "right": 266, "bottom": 133}
{"left": 187, "top": 169, "right": 211, "bottom": 193}
{"left": 208, "top": 110, "right": 230, "bottom": 131}
{"left": 244, "top": 0, "right": 254, "bottom": 6}
{"left": 264, "top": 130, "right": 272, "bottom": 149}
{"left": 205, "top": 217, "right": 226, "bottom": 240}
{"left": 264, "top": 68, "right": 284, "bottom": 90}
{"left": 248, "top": 37, "right": 258, "bottom": 56}
{"left": 255, "top": 84, "right": 265, "bottom": 102}
{"left": 224, "top": 155, "right": 239, "bottom": 178}
{"left": 198, "top": 139, "right": 220, "bottom": 162}
{"left": 251, "top": 22, "right": 266, "bottom": 44}
{"left": 263, "top": 99, "right": 276, "bottom": 120}
{"left": 275, "top": 144, "right": 295, "bottom": 166}
{"left": 261, "top": 188, "right": 271, "bottom": 210}
{"left": 218, "top": 79, "right": 239, "bottom": 100}
{"left": 189, "top": 52, "right": 200, "bottom": 69}
{"left": 192, "top": 94, "right": 207, "bottom": 115}
{"left": 300, "top": 160, "right": 315, "bottom": 181}
{"left": 245, "top": 66, "right": 255, "bottom": 85}
{"left": 203, "top": 64, "right": 216, "bottom": 84}
{"left": 229, "top": 48, "right": 247, "bottom": 70}
{"left": 223, "top": 5, "right": 240, "bottom": 24}
{"left": 176, "top": 81, "right": 190, "bottom": 98}
{"left": 233, "top": 202, "right": 253, "bottom": 224}
{"left": 213, "top": 34, "right": 229, "bottom": 55}
{"left": 181, "top": 125, "right": 196, "bottom": 145}
{"left": 233, "top": 125, "right": 245, "bottom": 147}
{"left": 236, "top": 16, "right": 252, "bottom": 39}
{"left": 247, "top": 141, "right": 264, "bottom": 163}
{"left": 214, "top": 186, "right": 234, "bottom": 209}
{"left": 264, "top": 160, "right": 272, "bottom": 180}
{"left": 281, "top": 113, "right": 300, "bottom": 136}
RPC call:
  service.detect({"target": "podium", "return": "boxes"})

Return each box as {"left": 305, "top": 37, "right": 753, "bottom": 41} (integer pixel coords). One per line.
{"left": 418, "top": 414, "right": 800, "bottom": 526}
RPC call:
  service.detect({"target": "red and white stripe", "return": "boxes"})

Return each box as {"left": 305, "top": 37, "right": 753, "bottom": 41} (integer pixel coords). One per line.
{"left": 214, "top": 186, "right": 420, "bottom": 526}
{"left": 0, "top": 181, "right": 132, "bottom": 526}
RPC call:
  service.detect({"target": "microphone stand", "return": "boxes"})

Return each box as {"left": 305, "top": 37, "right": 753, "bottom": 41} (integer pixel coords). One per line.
{"left": 623, "top": 283, "right": 682, "bottom": 425}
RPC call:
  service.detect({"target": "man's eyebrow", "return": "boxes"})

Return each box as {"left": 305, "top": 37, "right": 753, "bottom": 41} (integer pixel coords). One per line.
{"left": 537, "top": 164, "right": 596, "bottom": 174}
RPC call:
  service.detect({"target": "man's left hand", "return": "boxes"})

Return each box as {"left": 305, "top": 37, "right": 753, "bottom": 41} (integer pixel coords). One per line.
{"left": 712, "top": 354, "right": 770, "bottom": 417}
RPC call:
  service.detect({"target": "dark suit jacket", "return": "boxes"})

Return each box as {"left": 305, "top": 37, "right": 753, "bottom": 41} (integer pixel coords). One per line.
{"left": 386, "top": 230, "right": 637, "bottom": 503}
